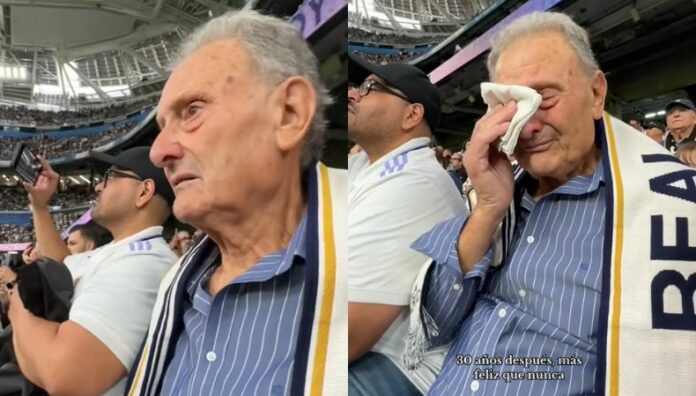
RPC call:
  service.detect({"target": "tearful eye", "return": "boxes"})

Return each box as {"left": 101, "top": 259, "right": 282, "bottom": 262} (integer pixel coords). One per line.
{"left": 539, "top": 97, "right": 559, "bottom": 110}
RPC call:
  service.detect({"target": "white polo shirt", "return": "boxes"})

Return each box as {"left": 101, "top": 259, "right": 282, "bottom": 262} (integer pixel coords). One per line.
{"left": 64, "top": 226, "right": 177, "bottom": 396}
{"left": 349, "top": 137, "right": 468, "bottom": 393}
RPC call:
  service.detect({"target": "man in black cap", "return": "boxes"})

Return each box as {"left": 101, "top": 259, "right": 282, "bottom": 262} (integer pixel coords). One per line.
{"left": 348, "top": 54, "right": 466, "bottom": 395}
{"left": 664, "top": 98, "right": 696, "bottom": 153}
{"left": 8, "top": 147, "right": 177, "bottom": 396}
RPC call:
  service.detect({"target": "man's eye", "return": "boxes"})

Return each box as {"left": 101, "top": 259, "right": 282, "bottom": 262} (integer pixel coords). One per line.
{"left": 184, "top": 106, "right": 200, "bottom": 118}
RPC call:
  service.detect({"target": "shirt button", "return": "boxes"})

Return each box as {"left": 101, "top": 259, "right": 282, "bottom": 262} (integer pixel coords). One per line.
{"left": 518, "top": 289, "right": 527, "bottom": 297}
{"left": 470, "top": 380, "right": 479, "bottom": 391}
{"left": 526, "top": 236, "right": 535, "bottom": 244}
{"left": 498, "top": 308, "right": 507, "bottom": 318}
{"left": 206, "top": 351, "right": 217, "bottom": 362}
{"left": 452, "top": 283, "right": 461, "bottom": 291}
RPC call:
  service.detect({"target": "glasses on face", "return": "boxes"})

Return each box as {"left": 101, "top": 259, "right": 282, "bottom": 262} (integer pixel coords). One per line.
{"left": 352, "top": 80, "right": 412, "bottom": 103}
{"left": 102, "top": 167, "right": 143, "bottom": 187}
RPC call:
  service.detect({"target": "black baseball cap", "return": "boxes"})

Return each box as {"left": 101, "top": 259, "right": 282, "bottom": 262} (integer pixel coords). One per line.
{"left": 349, "top": 53, "right": 442, "bottom": 132}
{"left": 90, "top": 146, "right": 175, "bottom": 206}
{"left": 665, "top": 99, "right": 696, "bottom": 113}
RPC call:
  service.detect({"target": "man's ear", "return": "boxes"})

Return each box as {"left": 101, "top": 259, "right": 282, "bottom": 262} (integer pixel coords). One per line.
{"left": 85, "top": 241, "right": 95, "bottom": 251}
{"left": 590, "top": 71, "right": 608, "bottom": 120}
{"left": 401, "top": 103, "right": 426, "bottom": 131}
{"left": 273, "top": 76, "right": 316, "bottom": 153}
{"left": 135, "top": 180, "right": 157, "bottom": 209}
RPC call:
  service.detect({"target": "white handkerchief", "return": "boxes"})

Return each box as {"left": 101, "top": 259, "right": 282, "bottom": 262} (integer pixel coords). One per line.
{"left": 480, "top": 82, "right": 542, "bottom": 155}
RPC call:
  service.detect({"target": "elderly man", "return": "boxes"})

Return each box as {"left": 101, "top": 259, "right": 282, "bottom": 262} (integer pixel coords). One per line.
{"left": 664, "top": 98, "right": 696, "bottom": 153}
{"left": 10, "top": 147, "right": 176, "bottom": 396}
{"left": 347, "top": 58, "right": 467, "bottom": 395}
{"left": 405, "top": 12, "right": 696, "bottom": 395}
{"left": 447, "top": 152, "right": 467, "bottom": 194}
{"left": 127, "top": 10, "right": 346, "bottom": 396}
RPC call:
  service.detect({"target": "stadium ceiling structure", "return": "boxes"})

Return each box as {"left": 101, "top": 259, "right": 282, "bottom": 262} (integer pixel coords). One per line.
{"left": 0, "top": 0, "right": 251, "bottom": 108}
{"left": 348, "top": 0, "right": 498, "bottom": 35}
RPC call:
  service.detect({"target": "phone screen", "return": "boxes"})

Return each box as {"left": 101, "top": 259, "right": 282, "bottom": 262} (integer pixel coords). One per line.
{"left": 11, "top": 143, "right": 42, "bottom": 186}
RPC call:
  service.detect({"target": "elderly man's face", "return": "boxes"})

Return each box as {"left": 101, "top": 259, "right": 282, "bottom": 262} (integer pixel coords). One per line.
{"left": 666, "top": 105, "right": 696, "bottom": 132}
{"left": 152, "top": 39, "right": 280, "bottom": 224}
{"left": 495, "top": 31, "right": 606, "bottom": 180}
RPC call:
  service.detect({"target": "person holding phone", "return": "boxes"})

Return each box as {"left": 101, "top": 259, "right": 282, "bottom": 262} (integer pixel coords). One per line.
{"left": 9, "top": 147, "right": 177, "bottom": 396}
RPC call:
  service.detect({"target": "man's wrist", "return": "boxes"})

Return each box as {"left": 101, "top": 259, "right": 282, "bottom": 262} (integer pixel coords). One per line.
{"left": 30, "top": 202, "right": 51, "bottom": 213}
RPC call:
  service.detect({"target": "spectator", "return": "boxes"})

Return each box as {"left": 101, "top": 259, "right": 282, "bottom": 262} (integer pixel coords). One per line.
{"left": 167, "top": 230, "right": 192, "bottom": 257}
{"left": 66, "top": 220, "right": 112, "bottom": 255}
{"left": 645, "top": 124, "right": 665, "bottom": 144}
{"left": 628, "top": 118, "right": 643, "bottom": 131}
{"left": 131, "top": 10, "right": 346, "bottom": 396}
{"left": 407, "top": 12, "right": 696, "bottom": 395}
{"left": 676, "top": 140, "right": 696, "bottom": 168}
{"left": 447, "top": 152, "right": 467, "bottom": 193}
{"left": 10, "top": 147, "right": 176, "bottom": 396}
{"left": 347, "top": 55, "right": 467, "bottom": 395}
{"left": 663, "top": 98, "right": 696, "bottom": 153}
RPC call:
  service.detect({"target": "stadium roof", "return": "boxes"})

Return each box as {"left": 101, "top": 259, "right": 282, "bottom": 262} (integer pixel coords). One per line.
{"left": 0, "top": 0, "right": 252, "bottom": 108}
{"left": 348, "top": 0, "right": 499, "bottom": 34}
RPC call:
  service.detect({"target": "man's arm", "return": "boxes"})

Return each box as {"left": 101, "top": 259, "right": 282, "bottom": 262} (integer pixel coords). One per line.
{"left": 409, "top": 215, "right": 495, "bottom": 348}
{"left": 348, "top": 303, "right": 402, "bottom": 362}
{"left": 9, "top": 291, "right": 126, "bottom": 396}
{"left": 24, "top": 156, "right": 70, "bottom": 262}
{"left": 459, "top": 101, "right": 518, "bottom": 272}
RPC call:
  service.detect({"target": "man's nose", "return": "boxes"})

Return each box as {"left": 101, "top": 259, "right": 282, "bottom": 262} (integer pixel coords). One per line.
{"left": 348, "top": 88, "right": 361, "bottom": 103}
{"left": 518, "top": 113, "right": 543, "bottom": 140}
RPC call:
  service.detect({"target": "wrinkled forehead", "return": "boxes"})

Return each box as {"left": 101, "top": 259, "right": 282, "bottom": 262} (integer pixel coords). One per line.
{"left": 494, "top": 31, "right": 579, "bottom": 84}
{"left": 162, "top": 39, "right": 252, "bottom": 98}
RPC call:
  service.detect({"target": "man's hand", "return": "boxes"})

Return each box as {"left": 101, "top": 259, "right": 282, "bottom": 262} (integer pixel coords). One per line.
{"left": 24, "top": 156, "right": 60, "bottom": 210}
{"left": 463, "top": 101, "right": 517, "bottom": 220}
{"left": 456, "top": 102, "right": 518, "bottom": 273}
{"left": 22, "top": 245, "right": 40, "bottom": 265}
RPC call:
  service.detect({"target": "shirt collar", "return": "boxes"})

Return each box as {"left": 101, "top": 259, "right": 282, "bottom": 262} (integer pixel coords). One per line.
{"left": 516, "top": 157, "right": 604, "bottom": 213}
{"left": 186, "top": 210, "right": 308, "bottom": 297}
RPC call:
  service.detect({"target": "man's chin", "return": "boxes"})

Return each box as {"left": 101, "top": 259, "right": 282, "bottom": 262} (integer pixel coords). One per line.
{"left": 172, "top": 199, "right": 203, "bottom": 226}
{"left": 517, "top": 152, "right": 558, "bottom": 178}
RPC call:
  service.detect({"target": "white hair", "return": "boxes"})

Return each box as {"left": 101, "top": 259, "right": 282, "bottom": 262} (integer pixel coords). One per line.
{"left": 176, "top": 10, "right": 333, "bottom": 169}
{"left": 487, "top": 12, "right": 600, "bottom": 80}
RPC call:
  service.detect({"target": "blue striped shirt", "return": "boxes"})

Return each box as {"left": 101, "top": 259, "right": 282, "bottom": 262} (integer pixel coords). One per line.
{"left": 159, "top": 213, "right": 307, "bottom": 396}
{"left": 411, "top": 161, "right": 605, "bottom": 395}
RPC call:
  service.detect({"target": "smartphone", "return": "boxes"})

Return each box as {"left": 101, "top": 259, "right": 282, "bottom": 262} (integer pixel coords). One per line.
{"left": 11, "top": 143, "right": 42, "bottom": 185}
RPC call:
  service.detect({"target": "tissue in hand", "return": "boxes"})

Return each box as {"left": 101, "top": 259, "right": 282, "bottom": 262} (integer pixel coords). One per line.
{"left": 480, "top": 82, "right": 542, "bottom": 155}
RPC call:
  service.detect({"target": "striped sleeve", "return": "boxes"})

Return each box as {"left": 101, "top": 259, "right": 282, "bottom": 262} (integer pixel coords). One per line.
{"left": 411, "top": 215, "right": 496, "bottom": 347}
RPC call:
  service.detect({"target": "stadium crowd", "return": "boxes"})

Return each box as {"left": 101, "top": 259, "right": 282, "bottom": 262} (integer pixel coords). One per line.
{"left": 0, "top": 97, "right": 155, "bottom": 127}
{"left": 348, "top": 27, "right": 440, "bottom": 45}
{"left": 0, "top": 210, "right": 84, "bottom": 243}
{"left": 0, "top": 122, "right": 134, "bottom": 160}
{"left": 0, "top": 185, "right": 93, "bottom": 211}
{"left": 351, "top": 50, "right": 422, "bottom": 65}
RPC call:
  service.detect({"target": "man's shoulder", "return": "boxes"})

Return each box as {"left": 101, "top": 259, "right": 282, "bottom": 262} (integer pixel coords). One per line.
{"left": 94, "top": 237, "right": 176, "bottom": 272}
